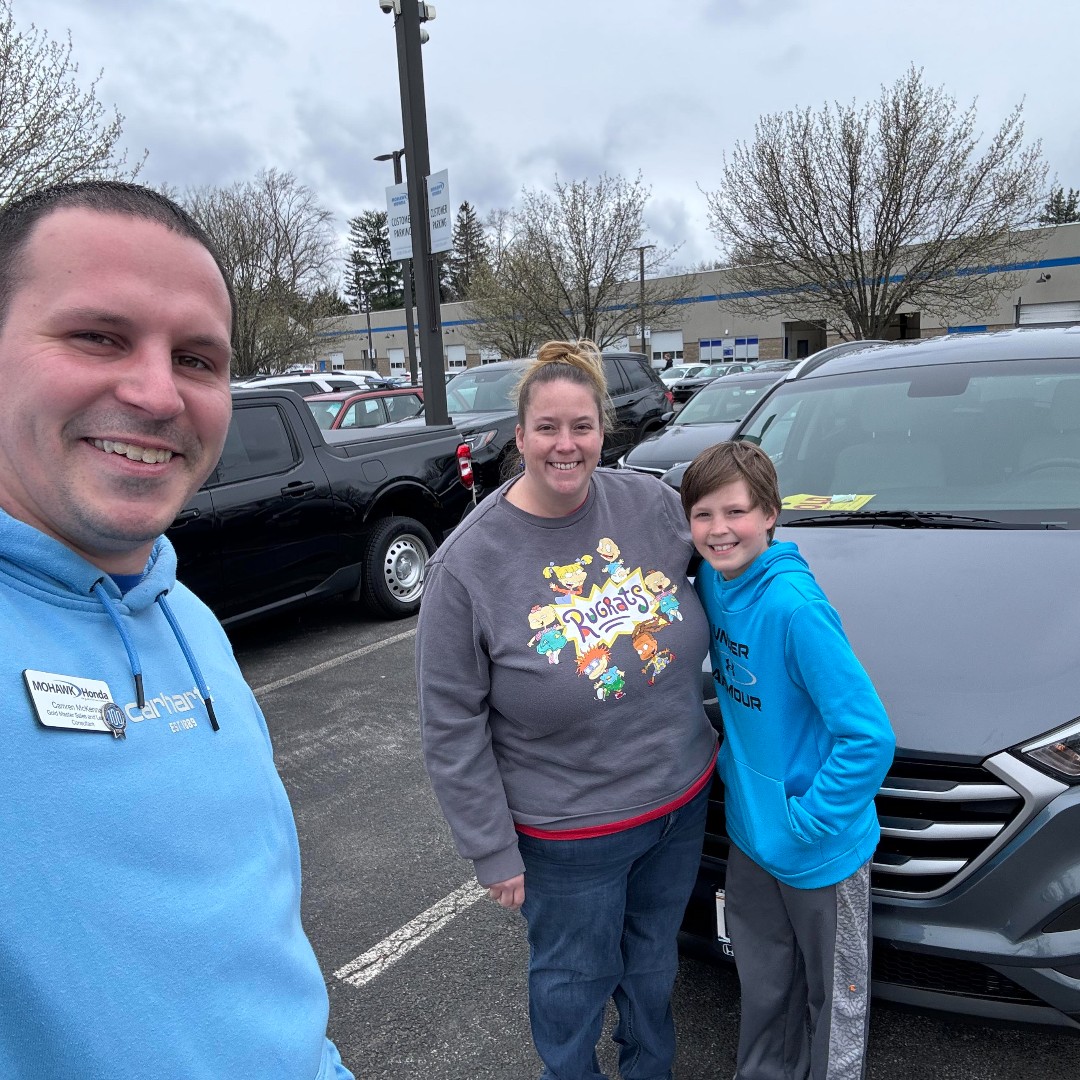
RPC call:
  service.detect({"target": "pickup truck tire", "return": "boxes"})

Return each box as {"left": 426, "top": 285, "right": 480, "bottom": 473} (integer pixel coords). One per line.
{"left": 361, "top": 515, "right": 437, "bottom": 618}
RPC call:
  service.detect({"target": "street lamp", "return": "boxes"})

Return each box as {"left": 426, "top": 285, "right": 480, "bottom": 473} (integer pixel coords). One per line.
{"left": 375, "top": 148, "right": 419, "bottom": 386}
{"left": 635, "top": 243, "right": 655, "bottom": 361}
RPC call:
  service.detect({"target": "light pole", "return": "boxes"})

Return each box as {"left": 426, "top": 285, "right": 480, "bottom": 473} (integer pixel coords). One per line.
{"left": 353, "top": 271, "right": 376, "bottom": 365}
{"left": 377, "top": 0, "right": 448, "bottom": 426}
{"left": 374, "top": 148, "right": 419, "bottom": 386}
{"left": 635, "top": 243, "right": 655, "bottom": 361}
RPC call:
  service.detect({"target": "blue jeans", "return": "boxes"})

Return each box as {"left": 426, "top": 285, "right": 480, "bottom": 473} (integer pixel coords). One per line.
{"left": 518, "top": 785, "right": 709, "bottom": 1080}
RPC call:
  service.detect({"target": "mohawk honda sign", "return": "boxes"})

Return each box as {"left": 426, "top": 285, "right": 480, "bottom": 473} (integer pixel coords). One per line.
{"left": 384, "top": 168, "right": 452, "bottom": 261}
{"left": 386, "top": 183, "right": 412, "bottom": 262}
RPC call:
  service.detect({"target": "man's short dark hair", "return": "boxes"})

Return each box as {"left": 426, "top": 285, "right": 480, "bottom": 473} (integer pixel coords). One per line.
{"left": 680, "top": 440, "right": 783, "bottom": 541}
{"left": 0, "top": 180, "right": 236, "bottom": 332}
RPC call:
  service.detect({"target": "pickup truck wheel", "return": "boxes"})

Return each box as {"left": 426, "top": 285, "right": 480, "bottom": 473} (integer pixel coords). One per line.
{"left": 361, "top": 516, "right": 436, "bottom": 618}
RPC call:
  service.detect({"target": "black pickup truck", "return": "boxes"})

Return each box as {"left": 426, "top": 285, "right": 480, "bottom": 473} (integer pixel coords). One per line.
{"left": 167, "top": 388, "right": 469, "bottom": 624}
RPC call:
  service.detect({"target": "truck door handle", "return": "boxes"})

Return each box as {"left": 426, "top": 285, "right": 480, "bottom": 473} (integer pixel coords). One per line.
{"left": 281, "top": 481, "right": 316, "bottom": 497}
{"left": 172, "top": 508, "right": 200, "bottom": 525}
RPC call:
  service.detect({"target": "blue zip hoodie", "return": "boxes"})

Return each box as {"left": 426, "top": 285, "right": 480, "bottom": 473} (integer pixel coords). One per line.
{"left": 0, "top": 510, "right": 352, "bottom": 1080}
{"left": 696, "top": 540, "right": 895, "bottom": 889}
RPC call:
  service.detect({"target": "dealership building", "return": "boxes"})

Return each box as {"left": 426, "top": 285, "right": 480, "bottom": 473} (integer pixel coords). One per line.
{"left": 315, "top": 222, "right": 1080, "bottom": 379}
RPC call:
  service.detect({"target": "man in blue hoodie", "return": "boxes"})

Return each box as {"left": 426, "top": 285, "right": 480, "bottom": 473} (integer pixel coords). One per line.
{"left": 0, "top": 182, "right": 353, "bottom": 1080}
{"left": 681, "top": 441, "right": 894, "bottom": 1080}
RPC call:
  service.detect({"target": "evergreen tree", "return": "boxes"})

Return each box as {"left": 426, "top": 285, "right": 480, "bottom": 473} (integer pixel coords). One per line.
{"left": 346, "top": 210, "right": 402, "bottom": 312}
{"left": 443, "top": 201, "right": 489, "bottom": 302}
{"left": 1038, "top": 185, "right": 1080, "bottom": 225}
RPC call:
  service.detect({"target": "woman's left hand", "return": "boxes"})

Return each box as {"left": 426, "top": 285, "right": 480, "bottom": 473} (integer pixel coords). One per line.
{"left": 487, "top": 874, "right": 525, "bottom": 911}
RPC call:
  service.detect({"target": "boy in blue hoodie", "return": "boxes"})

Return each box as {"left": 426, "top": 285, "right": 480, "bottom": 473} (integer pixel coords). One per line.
{"left": 681, "top": 441, "right": 894, "bottom": 1080}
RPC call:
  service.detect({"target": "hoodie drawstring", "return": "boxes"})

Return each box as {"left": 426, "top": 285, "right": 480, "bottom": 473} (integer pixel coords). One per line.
{"left": 91, "top": 580, "right": 145, "bottom": 709}
{"left": 90, "top": 581, "right": 220, "bottom": 732}
{"left": 155, "top": 594, "right": 220, "bottom": 732}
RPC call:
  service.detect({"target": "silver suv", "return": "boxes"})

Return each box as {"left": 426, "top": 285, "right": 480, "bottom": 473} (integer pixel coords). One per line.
{"left": 677, "top": 327, "right": 1080, "bottom": 1029}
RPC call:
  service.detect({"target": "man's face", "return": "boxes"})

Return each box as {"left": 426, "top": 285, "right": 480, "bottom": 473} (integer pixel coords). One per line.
{"left": 0, "top": 207, "right": 233, "bottom": 572}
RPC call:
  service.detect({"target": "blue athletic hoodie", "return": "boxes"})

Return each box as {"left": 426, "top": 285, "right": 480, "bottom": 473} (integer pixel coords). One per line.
{"left": 696, "top": 540, "right": 895, "bottom": 889}
{"left": 0, "top": 510, "right": 353, "bottom": 1080}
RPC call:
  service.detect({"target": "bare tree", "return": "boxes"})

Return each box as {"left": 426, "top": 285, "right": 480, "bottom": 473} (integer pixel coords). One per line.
{"left": 183, "top": 169, "right": 341, "bottom": 378}
{"left": 464, "top": 174, "right": 693, "bottom": 354}
{"left": 0, "top": 1, "right": 145, "bottom": 205}
{"left": 703, "top": 67, "right": 1048, "bottom": 339}
{"left": 458, "top": 209, "right": 544, "bottom": 359}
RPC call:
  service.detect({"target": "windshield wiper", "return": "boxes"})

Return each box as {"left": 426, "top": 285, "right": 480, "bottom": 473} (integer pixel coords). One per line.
{"left": 784, "top": 510, "right": 1060, "bottom": 530}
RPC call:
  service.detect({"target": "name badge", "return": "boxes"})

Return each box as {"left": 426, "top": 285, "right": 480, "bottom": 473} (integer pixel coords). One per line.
{"left": 23, "top": 670, "right": 123, "bottom": 735}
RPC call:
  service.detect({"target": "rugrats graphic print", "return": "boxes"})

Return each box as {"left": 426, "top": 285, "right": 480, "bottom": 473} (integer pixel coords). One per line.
{"left": 526, "top": 537, "right": 683, "bottom": 700}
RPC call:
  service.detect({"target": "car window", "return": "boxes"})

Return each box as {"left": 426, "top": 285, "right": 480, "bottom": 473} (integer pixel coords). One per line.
{"left": 306, "top": 400, "right": 343, "bottom": 430}
{"left": 676, "top": 380, "right": 774, "bottom": 425}
{"left": 267, "top": 379, "right": 323, "bottom": 395}
{"left": 603, "top": 357, "right": 629, "bottom": 395}
{"left": 445, "top": 368, "right": 519, "bottom": 412}
{"left": 340, "top": 398, "right": 385, "bottom": 428}
{"left": 737, "top": 360, "right": 1080, "bottom": 523}
{"left": 665, "top": 364, "right": 702, "bottom": 380}
{"left": 620, "top": 358, "right": 657, "bottom": 392}
{"left": 385, "top": 393, "right": 423, "bottom": 421}
{"left": 211, "top": 404, "right": 297, "bottom": 485}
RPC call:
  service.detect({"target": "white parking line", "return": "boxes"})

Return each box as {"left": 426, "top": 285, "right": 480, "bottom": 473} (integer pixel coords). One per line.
{"left": 334, "top": 880, "right": 487, "bottom": 988}
{"left": 251, "top": 627, "right": 417, "bottom": 696}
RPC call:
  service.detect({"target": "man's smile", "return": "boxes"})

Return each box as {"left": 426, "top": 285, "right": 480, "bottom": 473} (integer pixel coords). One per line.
{"left": 89, "top": 438, "right": 175, "bottom": 464}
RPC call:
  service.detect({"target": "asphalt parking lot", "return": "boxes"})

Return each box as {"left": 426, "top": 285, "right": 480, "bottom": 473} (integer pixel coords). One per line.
{"left": 230, "top": 603, "right": 1080, "bottom": 1080}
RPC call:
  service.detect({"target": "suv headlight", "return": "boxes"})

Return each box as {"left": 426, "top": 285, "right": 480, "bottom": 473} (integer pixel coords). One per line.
{"left": 462, "top": 429, "right": 498, "bottom": 452}
{"left": 1017, "top": 716, "right": 1080, "bottom": 782}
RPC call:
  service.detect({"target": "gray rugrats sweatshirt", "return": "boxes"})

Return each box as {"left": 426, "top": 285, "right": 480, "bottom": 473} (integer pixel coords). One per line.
{"left": 417, "top": 469, "right": 718, "bottom": 887}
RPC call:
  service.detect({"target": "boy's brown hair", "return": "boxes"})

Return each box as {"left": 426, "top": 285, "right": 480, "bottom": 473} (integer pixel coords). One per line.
{"left": 680, "top": 441, "right": 782, "bottom": 541}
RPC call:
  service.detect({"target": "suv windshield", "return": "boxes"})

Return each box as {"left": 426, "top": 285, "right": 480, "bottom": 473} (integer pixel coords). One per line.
{"left": 738, "top": 358, "right": 1080, "bottom": 527}
{"left": 445, "top": 367, "right": 519, "bottom": 412}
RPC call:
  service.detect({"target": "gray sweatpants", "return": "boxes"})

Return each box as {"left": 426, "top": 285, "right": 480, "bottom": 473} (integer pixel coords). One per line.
{"left": 725, "top": 845, "right": 872, "bottom": 1080}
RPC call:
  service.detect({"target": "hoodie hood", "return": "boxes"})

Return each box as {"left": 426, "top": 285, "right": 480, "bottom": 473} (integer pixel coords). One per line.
{"left": 718, "top": 539, "right": 815, "bottom": 612}
{"left": 0, "top": 508, "right": 217, "bottom": 728}
{"left": 0, "top": 507, "right": 176, "bottom": 611}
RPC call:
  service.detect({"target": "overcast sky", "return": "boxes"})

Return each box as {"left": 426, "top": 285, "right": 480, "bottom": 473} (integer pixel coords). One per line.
{"left": 28, "top": 0, "right": 1080, "bottom": 274}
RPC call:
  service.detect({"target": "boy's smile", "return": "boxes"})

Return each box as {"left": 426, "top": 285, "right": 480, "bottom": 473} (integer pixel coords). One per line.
{"left": 689, "top": 478, "right": 777, "bottom": 580}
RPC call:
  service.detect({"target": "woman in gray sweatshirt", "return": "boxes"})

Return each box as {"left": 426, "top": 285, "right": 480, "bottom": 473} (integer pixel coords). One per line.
{"left": 417, "top": 340, "right": 717, "bottom": 1080}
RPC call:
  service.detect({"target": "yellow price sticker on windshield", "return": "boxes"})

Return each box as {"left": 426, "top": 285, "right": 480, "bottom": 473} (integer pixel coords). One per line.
{"left": 782, "top": 493, "right": 877, "bottom": 511}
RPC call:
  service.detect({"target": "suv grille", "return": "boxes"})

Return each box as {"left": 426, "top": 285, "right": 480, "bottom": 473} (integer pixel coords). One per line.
{"left": 700, "top": 756, "right": 1035, "bottom": 899}
{"left": 872, "top": 758, "right": 1025, "bottom": 897}
{"left": 872, "top": 944, "right": 1041, "bottom": 1004}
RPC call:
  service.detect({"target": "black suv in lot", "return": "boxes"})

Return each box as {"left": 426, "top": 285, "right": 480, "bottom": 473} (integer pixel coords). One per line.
{"left": 400, "top": 354, "right": 674, "bottom": 497}
{"left": 672, "top": 328, "right": 1080, "bottom": 1029}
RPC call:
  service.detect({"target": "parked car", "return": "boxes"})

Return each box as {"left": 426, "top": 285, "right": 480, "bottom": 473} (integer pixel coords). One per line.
{"left": 306, "top": 386, "right": 424, "bottom": 431}
{"left": 747, "top": 359, "right": 800, "bottom": 373}
{"left": 234, "top": 371, "right": 394, "bottom": 396}
{"left": 619, "top": 372, "right": 783, "bottom": 476}
{"left": 660, "top": 363, "right": 708, "bottom": 386}
{"left": 668, "top": 362, "right": 757, "bottom": 406}
{"left": 391, "top": 353, "right": 674, "bottom": 498}
{"left": 757, "top": 338, "right": 890, "bottom": 375}
{"left": 167, "top": 388, "right": 470, "bottom": 623}
{"left": 670, "top": 327, "right": 1080, "bottom": 1029}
